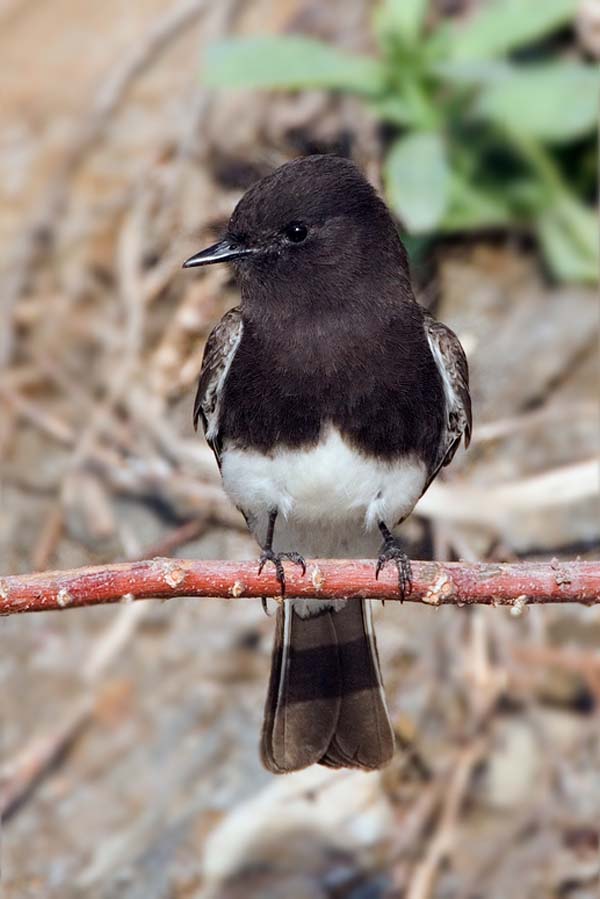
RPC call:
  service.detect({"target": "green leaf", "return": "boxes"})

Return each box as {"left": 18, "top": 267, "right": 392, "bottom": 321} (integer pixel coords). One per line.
{"left": 444, "top": 0, "right": 577, "bottom": 63}
{"left": 442, "top": 173, "right": 513, "bottom": 231}
{"left": 204, "top": 37, "right": 384, "bottom": 94}
{"left": 477, "top": 63, "right": 600, "bottom": 142}
{"left": 432, "top": 60, "right": 512, "bottom": 86}
{"left": 370, "top": 95, "right": 415, "bottom": 126}
{"left": 536, "top": 200, "right": 599, "bottom": 282}
{"left": 384, "top": 132, "right": 450, "bottom": 232}
{"left": 376, "top": 0, "right": 429, "bottom": 43}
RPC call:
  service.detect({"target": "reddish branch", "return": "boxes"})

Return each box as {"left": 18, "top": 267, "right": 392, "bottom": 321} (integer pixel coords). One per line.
{"left": 1, "top": 559, "right": 598, "bottom": 616}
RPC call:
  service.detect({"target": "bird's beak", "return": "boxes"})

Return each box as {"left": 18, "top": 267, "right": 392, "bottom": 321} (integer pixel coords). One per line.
{"left": 182, "top": 238, "right": 254, "bottom": 268}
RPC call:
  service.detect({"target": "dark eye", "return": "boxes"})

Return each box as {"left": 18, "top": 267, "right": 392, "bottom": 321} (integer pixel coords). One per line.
{"left": 283, "top": 222, "right": 308, "bottom": 243}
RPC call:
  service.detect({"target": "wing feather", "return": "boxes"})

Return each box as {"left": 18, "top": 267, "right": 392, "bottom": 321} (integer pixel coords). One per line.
{"left": 193, "top": 306, "right": 243, "bottom": 467}
{"left": 423, "top": 311, "right": 472, "bottom": 490}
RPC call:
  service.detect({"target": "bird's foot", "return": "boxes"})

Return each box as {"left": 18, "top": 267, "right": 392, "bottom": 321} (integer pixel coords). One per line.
{"left": 375, "top": 537, "right": 412, "bottom": 601}
{"left": 257, "top": 549, "right": 306, "bottom": 597}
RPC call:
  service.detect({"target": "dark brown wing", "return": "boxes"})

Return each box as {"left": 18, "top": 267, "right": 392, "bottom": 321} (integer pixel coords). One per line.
{"left": 193, "top": 306, "right": 243, "bottom": 467}
{"left": 423, "top": 311, "right": 472, "bottom": 491}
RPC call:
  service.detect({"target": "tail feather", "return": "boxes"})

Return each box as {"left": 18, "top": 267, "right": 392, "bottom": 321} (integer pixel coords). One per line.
{"left": 261, "top": 602, "right": 342, "bottom": 773}
{"left": 320, "top": 600, "right": 394, "bottom": 769}
{"left": 261, "top": 599, "right": 395, "bottom": 774}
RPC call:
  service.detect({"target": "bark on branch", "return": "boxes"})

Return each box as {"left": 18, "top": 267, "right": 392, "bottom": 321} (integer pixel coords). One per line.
{"left": 1, "top": 559, "right": 598, "bottom": 616}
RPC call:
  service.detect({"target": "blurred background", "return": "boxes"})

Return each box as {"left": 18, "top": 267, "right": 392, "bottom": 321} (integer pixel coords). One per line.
{"left": 1, "top": 1, "right": 599, "bottom": 896}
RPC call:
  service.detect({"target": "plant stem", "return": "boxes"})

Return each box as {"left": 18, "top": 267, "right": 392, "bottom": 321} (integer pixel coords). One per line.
{"left": 507, "top": 131, "right": 597, "bottom": 260}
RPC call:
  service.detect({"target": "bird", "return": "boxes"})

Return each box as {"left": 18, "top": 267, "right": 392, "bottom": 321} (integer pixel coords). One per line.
{"left": 183, "top": 155, "right": 471, "bottom": 774}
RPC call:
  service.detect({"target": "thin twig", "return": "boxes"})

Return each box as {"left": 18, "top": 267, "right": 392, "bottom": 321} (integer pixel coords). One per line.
{"left": 0, "top": 697, "right": 93, "bottom": 820}
{"left": 0, "top": 0, "right": 212, "bottom": 368}
{"left": 418, "top": 459, "right": 599, "bottom": 524}
{"left": 513, "top": 645, "right": 600, "bottom": 705}
{"left": 30, "top": 503, "right": 64, "bottom": 571}
{"left": 470, "top": 401, "right": 597, "bottom": 444}
{"left": 0, "top": 383, "right": 243, "bottom": 529}
{"left": 0, "top": 559, "right": 598, "bottom": 616}
{"left": 0, "top": 516, "right": 209, "bottom": 820}
{"left": 406, "top": 739, "right": 488, "bottom": 899}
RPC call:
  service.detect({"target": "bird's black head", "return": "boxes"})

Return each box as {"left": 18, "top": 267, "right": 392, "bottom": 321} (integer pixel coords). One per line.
{"left": 183, "top": 155, "right": 412, "bottom": 317}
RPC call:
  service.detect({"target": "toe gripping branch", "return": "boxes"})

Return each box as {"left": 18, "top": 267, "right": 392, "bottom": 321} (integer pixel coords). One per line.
{"left": 257, "top": 550, "right": 306, "bottom": 598}
{"left": 257, "top": 510, "right": 306, "bottom": 599}
{"left": 376, "top": 522, "right": 413, "bottom": 601}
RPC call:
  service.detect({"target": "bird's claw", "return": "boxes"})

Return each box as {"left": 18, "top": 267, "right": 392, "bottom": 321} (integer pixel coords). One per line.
{"left": 375, "top": 539, "right": 412, "bottom": 601}
{"left": 261, "top": 596, "right": 274, "bottom": 616}
{"left": 257, "top": 549, "right": 306, "bottom": 597}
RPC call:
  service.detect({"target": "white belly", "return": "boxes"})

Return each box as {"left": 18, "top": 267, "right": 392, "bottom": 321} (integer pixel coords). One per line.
{"left": 220, "top": 426, "right": 426, "bottom": 556}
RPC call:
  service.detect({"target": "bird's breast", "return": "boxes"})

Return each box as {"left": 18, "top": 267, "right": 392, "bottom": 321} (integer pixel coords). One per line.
{"left": 220, "top": 425, "right": 426, "bottom": 541}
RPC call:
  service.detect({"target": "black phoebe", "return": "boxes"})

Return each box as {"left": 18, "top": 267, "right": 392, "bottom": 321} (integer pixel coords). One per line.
{"left": 184, "top": 155, "right": 471, "bottom": 773}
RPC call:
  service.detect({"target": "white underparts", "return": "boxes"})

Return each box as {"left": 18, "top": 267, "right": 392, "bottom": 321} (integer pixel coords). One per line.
{"left": 221, "top": 426, "right": 426, "bottom": 537}
{"left": 221, "top": 426, "right": 425, "bottom": 619}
